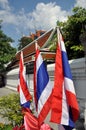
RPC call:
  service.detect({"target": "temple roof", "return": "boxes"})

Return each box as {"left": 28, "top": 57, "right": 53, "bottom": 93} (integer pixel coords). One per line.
{"left": 7, "top": 28, "right": 56, "bottom": 70}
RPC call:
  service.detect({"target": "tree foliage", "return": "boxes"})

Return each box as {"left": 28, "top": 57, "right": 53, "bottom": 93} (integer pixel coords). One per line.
{"left": 57, "top": 7, "right": 86, "bottom": 59}
{"left": 0, "top": 94, "right": 23, "bottom": 126}
{"left": 0, "top": 22, "right": 16, "bottom": 72}
{"left": 49, "top": 33, "right": 57, "bottom": 51}
{"left": 0, "top": 123, "right": 12, "bottom": 130}
{"left": 18, "top": 36, "right": 33, "bottom": 50}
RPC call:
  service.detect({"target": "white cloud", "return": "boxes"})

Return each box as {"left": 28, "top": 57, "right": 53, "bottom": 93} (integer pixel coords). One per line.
{"left": 0, "top": 1, "right": 70, "bottom": 33}
{"left": 27, "top": 2, "right": 69, "bottom": 30}
{"left": 75, "top": 0, "right": 86, "bottom": 9}
{"left": 0, "top": 10, "right": 17, "bottom": 25}
{"left": 0, "top": 0, "right": 16, "bottom": 24}
{"left": 0, "top": 0, "right": 11, "bottom": 11}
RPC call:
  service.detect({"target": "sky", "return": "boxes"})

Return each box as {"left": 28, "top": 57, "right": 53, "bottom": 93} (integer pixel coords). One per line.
{"left": 0, "top": 0, "right": 86, "bottom": 48}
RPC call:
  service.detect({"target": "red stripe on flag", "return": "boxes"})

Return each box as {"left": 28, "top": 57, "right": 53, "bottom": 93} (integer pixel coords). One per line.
{"left": 66, "top": 90, "right": 79, "bottom": 122}
{"left": 20, "top": 74, "right": 32, "bottom": 101}
{"left": 33, "top": 47, "right": 40, "bottom": 110}
{"left": 38, "top": 93, "right": 52, "bottom": 126}
{"left": 50, "top": 45, "right": 64, "bottom": 123}
{"left": 34, "top": 59, "right": 38, "bottom": 110}
{"left": 19, "top": 52, "right": 32, "bottom": 101}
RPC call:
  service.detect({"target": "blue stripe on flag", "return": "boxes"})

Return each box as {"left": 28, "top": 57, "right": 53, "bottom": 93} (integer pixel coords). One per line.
{"left": 69, "top": 107, "right": 75, "bottom": 127}
{"left": 63, "top": 108, "right": 75, "bottom": 130}
{"left": 63, "top": 125, "right": 73, "bottom": 130}
{"left": 21, "top": 101, "right": 30, "bottom": 108}
{"left": 37, "top": 61, "right": 49, "bottom": 100}
{"left": 62, "top": 51, "right": 72, "bottom": 80}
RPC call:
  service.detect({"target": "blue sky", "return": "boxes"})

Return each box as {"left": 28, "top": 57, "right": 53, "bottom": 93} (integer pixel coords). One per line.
{"left": 0, "top": 0, "right": 86, "bottom": 48}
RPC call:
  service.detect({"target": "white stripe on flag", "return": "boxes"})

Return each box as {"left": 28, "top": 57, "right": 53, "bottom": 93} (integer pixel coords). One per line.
{"left": 36, "top": 53, "right": 43, "bottom": 72}
{"left": 38, "top": 80, "right": 53, "bottom": 115}
{"left": 20, "top": 84, "right": 27, "bottom": 104}
{"left": 61, "top": 82, "right": 69, "bottom": 125}
{"left": 64, "top": 77, "right": 76, "bottom": 95}
{"left": 61, "top": 41, "right": 66, "bottom": 52}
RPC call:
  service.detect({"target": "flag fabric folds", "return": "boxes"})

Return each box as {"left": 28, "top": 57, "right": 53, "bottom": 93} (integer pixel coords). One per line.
{"left": 18, "top": 51, "right": 32, "bottom": 108}
{"left": 50, "top": 28, "right": 79, "bottom": 129}
{"left": 22, "top": 108, "right": 39, "bottom": 130}
{"left": 34, "top": 42, "right": 53, "bottom": 125}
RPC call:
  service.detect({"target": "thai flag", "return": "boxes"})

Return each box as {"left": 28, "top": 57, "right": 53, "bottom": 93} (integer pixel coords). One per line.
{"left": 18, "top": 51, "right": 32, "bottom": 108}
{"left": 34, "top": 42, "right": 53, "bottom": 125}
{"left": 50, "top": 28, "right": 79, "bottom": 130}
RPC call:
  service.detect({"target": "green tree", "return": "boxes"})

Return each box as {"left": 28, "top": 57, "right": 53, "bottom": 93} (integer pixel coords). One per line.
{"left": 57, "top": 7, "right": 86, "bottom": 59}
{"left": 0, "top": 22, "right": 16, "bottom": 72}
{"left": 18, "top": 36, "right": 33, "bottom": 50}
